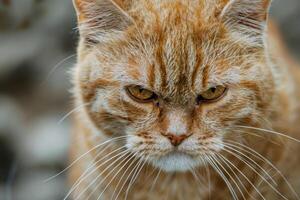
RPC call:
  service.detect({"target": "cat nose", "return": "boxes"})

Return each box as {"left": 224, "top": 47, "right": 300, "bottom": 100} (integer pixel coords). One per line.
{"left": 162, "top": 133, "right": 192, "bottom": 146}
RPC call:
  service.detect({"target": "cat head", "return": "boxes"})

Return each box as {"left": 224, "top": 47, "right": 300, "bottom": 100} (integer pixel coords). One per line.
{"left": 73, "top": 0, "right": 274, "bottom": 172}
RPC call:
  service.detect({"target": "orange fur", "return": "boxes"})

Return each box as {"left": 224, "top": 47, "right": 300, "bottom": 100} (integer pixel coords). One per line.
{"left": 69, "top": 0, "right": 300, "bottom": 199}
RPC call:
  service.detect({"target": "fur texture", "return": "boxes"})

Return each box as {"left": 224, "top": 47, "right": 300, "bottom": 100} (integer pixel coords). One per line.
{"left": 69, "top": 0, "right": 300, "bottom": 199}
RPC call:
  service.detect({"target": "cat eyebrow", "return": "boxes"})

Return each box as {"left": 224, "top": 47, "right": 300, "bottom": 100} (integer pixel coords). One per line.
{"left": 147, "top": 64, "right": 156, "bottom": 89}
{"left": 189, "top": 64, "right": 246, "bottom": 91}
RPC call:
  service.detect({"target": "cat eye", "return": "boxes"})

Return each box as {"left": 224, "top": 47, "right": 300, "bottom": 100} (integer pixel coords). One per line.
{"left": 197, "top": 86, "right": 227, "bottom": 103}
{"left": 126, "top": 85, "right": 157, "bottom": 103}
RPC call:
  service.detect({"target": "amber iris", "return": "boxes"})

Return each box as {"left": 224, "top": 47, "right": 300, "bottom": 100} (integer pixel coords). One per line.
{"left": 197, "top": 86, "right": 227, "bottom": 103}
{"left": 126, "top": 85, "right": 157, "bottom": 103}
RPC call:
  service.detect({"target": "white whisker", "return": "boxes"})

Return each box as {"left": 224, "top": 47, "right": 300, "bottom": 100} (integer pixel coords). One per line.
{"left": 235, "top": 125, "right": 300, "bottom": 143}
{"left": 40, "top": 54, "right": 76, "bottom": 87}
{"left": 211, "top": 154, "right": 245, "bottom": 199}
{"left": 205, "top": 154, "right": 239, "bottom": 200}
{"left": 223, "top": 143, "right": 277, "bottom": 186}
{"left": 45, "top": 135, "right": 129, "bottom": 183}
{"left": 63, "top": 145, "right": 128, "bottom": 200}
{"left": 57, "top": 103, "right": 91, "bottom": 125}
{"left": 222, "top": 148, "right": 289, "bottom": 200}
{"left": 150, "top": 168, "right": 162, "bottom": 192}
{"left": 96, "top": 152, "right": 136, "bottom": 200}
{"left": 74, "top": 149, "right": 131, "bottom": 200}
{"left": 226, "top": 140, "right": 300, "bottom": 199}
{"left": 124, "top": 154, "right": 150, "bottom": 200}
{"left": 216, "top": 153, "right": 265, "bottom": 200}
{"left": 111, "top": 152, "right": 141, "bottom": 200}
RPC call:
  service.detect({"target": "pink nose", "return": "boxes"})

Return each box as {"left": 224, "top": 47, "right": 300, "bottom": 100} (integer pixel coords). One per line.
{"left": 162, "top": 133, "right": 192, "bottom": 146}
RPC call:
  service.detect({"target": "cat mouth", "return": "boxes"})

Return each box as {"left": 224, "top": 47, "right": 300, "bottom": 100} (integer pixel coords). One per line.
{"left": 151, "top": 151, "right": 203, "bottom": 172}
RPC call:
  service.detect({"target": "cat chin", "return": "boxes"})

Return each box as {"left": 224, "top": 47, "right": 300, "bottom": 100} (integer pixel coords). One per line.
{"left": 151, "top": 152, "right": 203, "bottom": 172}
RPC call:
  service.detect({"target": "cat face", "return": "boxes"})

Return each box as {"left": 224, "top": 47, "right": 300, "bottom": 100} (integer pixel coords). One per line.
{"left": 74, "top": 0, "right": 274, "bottom": 172}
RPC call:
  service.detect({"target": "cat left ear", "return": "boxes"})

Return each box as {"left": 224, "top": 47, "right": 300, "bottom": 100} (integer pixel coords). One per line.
{"left": 220, "top": 0, "right": 272, "bottom": 46}
{"left": 73, "top": 0, "right": 133, "bottom": 44}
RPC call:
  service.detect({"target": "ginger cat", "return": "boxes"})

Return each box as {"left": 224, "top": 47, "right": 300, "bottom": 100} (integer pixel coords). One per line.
{"left": 69, "top": 0, "right": 300, "bottom": 199}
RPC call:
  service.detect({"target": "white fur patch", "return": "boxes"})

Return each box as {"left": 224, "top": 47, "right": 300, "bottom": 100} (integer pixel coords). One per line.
{"left": 153, "top": 152, "right": 203, "bottom": 172}
{"left": 167, "top": 111, "right": 188, "bottom": 136}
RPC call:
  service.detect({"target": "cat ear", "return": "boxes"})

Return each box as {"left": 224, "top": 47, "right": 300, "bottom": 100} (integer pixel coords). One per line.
{"left": 220, "top": 0, "right": 272, "bottom": 46}
{"left": 73, "top": 0, "right": 132, "bottom": 44}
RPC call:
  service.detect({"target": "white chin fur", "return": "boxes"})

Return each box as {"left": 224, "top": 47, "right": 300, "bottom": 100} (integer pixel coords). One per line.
{"left": 152, "top": 152, "right": 202, "bottom": 172}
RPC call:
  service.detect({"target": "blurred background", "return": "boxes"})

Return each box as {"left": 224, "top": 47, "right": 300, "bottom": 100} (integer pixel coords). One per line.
{"left": 0, "top": 0, "right": 299, "bottom": 200}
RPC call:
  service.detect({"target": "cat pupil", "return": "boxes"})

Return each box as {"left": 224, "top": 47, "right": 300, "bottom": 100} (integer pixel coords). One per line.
{"left": 211, "top": 87, "right": 216, "bottom": 93}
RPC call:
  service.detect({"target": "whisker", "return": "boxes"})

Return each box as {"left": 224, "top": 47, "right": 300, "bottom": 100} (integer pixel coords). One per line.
{"left": 235, "top": 125, "right": 300, "bottom": 143}
{"left": 216, "top": 153, "right": 266, "bottom": 200}
{"left": 205, "top": 154, "right": 239, "bottom": 200}
{"left": 216, "top": 153, "right": 248, "bottom": 200}
{"left": 74, "top": 149, "right": 131, "bottom": 200}
{"left": 111, "top": 152, "right": 141, "bottom": 200}
{"left": 235, "top": 130, "right": 267, "bottom": 140}
{"left": 69, "top": 150, "right": 128, "bottom": 200}
{"left": 189, "top": 168, "right": 207, "bottom": 197}
{"left": 57, "top": 103, "right": 91, "bottom": 125}
{"left": 203, "top": 157, "right": 212, "bottom": 200}
{"left": 211, "top": 154, "right": 245, "bottom": 200}
{"left": 222, "top": 143, "right": 277, "bottom": 186}
{"left": 188, "top": 158, "right": 208, "bottom": 187}
{"left": 124, "top": 154, "right": 150, "bottom": 200}
{"left": 96, "top": 152, "right": 136, "bottom": 200}
{"left": 150, "top": 168, "right": 162, "bottom": 192}
{"left": 143, "top": 163, "right": 158, "bottom": 183}
{"left": 120, "top": 157, "right": 144, "bottom": 200}
{"left": 40, "top": 54, "right": 76, "bottom": 87}
{"left": 74, "top": 150, "right": 130, "bottom": 200}
{"left": 225, "top": 140, "right": 300, "bottom": 199}
{"left": 45, "top": 135, "right": 129, "bottom": 183}
{"left": 221, "top": 148, "right": 289, "bottom": 200}
{"left": 63, "top": 144, "right": 127, "bottom": 200}
{"left": 190, "top": 169, "right": 206, "bottom": 186}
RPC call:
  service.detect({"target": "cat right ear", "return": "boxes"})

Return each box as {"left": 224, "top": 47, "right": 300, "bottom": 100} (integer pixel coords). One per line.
{"left": 73, "top": 0, "right": 133, "bottom": 44}
{"left": 220, "top": 0, "right": 272, "bottom": 47}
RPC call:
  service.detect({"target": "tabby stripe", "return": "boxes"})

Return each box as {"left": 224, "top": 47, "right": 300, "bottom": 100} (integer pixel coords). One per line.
{"left": 156, "top": 33, "right": 167, "bottom": 88}
{"left": 238, "top": 20, "right": 262, "bottom": 31}
{"left": 147, "top": 64, "right": 156, "bottom": 88}
{"left": 191, "top": 47, "right": 203, "bottom": 90}
{"left": 202, "top": 64, "right": 210, "bottom": 88}
{"left": 240, "top": 81, "right": 266, "bottom": 110}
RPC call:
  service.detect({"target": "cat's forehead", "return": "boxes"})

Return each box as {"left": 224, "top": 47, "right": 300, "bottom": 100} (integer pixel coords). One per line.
{"left": 129, "top": 0, "right": 225, "bottom": 29}
{"left": 127, "top": 3, "right": 233, "bottom": 73}
{"left": 92, "top": 0, "right": 261, "bottom": 99}
{"left": 125, "top": 24, "right": 239, "bottom": 96}
{"left": 121, "top": 37, "right": 243, "bottom": 105}
{"left": 128, "top": 0, "right": 226, "bottom": 19}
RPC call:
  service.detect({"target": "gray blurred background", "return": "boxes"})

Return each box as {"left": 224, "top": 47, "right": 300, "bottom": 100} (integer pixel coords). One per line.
{"left": 0, "top": 0, "right": 299, "bottom": 200}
